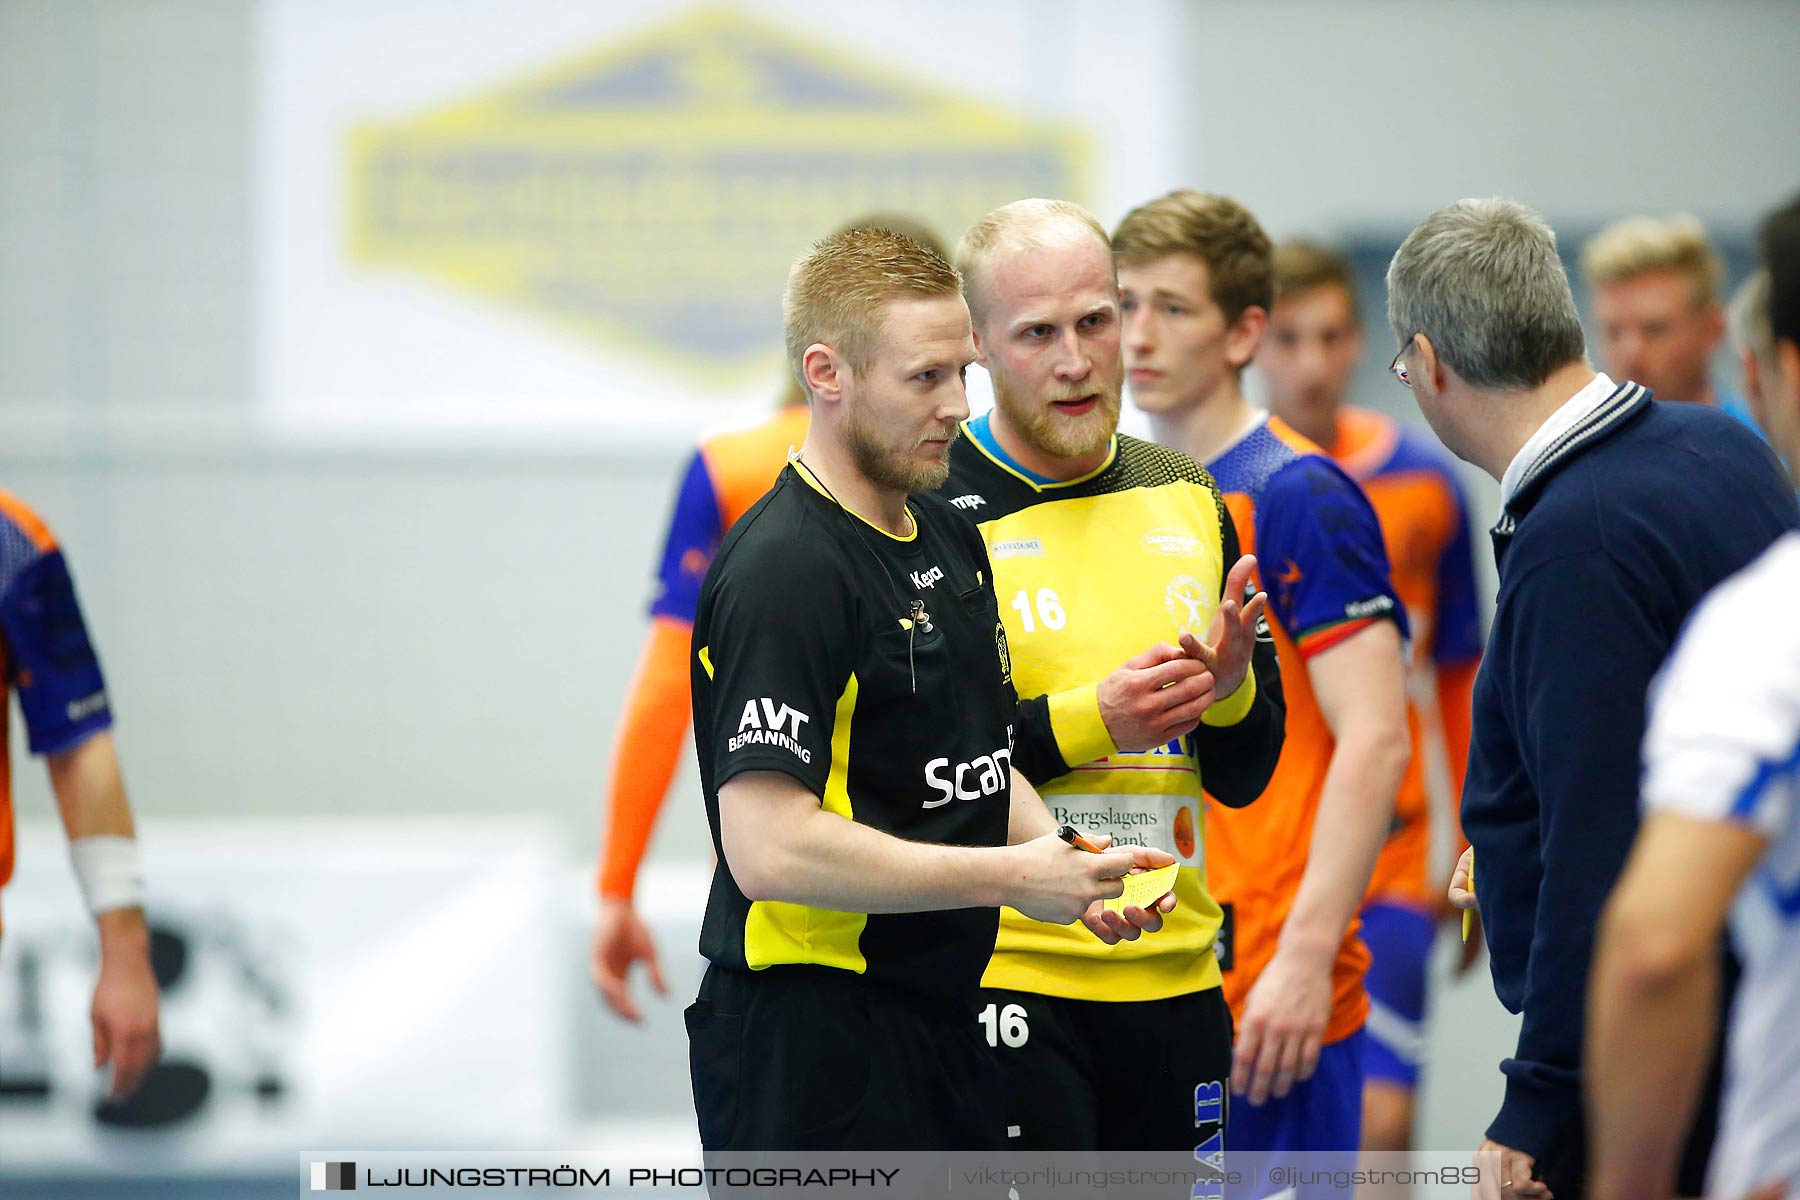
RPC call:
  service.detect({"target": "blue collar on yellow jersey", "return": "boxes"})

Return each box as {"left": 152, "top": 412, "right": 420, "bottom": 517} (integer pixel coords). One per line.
{"left": 965, "top": 412, "right": 1059, "bottom": 486}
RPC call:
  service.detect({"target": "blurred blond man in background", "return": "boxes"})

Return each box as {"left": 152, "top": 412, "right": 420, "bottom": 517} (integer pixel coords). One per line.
{"left": 1582, "top": 213, "right": 1756, "bottom": 426}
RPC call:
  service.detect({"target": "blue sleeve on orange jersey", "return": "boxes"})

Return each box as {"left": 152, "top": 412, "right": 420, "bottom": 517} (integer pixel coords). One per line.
{"left": 0, "top": 549, "right": 113, "bottom": 755}
{"left": 1434, "top": 472, "right": 1484, "bottom": 665}
{"left": 648, "top": 449, "right": 725, "bottom": 623}
{"left": 1255, "top": 454, "right": 1408, "bottom": 645}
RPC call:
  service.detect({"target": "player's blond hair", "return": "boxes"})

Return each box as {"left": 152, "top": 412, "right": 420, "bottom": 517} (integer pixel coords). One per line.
{"left": 1112, "top": 190, "right": 1274, "bottom": 324}
{"left": 956, "top": 199, "right": 1112, "bottom": 326}
{"left": 1580, "top": 213, "right": 1725, "bottom": 309}
{"left": 783, "top": 226, "right": 962, "bottom": 395}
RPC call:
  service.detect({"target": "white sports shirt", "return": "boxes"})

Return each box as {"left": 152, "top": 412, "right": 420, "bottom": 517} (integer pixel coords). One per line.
{"left": 1641, "top": 530, "right": 1800, "bottom": 1198}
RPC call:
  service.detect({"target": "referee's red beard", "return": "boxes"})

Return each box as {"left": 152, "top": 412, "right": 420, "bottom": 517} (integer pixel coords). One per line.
{"left": 846, "top": 410, "right": 962, "bottom": 494}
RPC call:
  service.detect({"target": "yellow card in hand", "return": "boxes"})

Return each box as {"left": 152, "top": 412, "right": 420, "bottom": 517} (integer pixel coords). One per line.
{"left": 1103, "top": 863, "right": 1180, "bottom": 914}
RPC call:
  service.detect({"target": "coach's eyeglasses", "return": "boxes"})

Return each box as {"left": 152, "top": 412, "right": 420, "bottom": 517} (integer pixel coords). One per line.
{"left": 1390, "top": 336, "right": 1416, "bottom": 388}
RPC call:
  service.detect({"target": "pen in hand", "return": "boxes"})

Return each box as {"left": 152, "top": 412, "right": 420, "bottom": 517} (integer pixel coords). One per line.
{"left": 1056, "top": 824, "right": 1109, "bottom": 854}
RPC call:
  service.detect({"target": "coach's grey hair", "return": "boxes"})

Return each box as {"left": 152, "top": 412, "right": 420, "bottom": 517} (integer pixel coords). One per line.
{"left": 1386, "top": 198, "right": 1587, "bottom": 391}
{"left": 1729, "top": 268, "right": 1776, "bottom": 375}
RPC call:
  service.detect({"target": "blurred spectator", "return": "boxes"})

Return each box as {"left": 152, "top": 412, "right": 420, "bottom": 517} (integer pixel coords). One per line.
{"left": 1581, "top": 214, "right": 1755, "bottom": 425}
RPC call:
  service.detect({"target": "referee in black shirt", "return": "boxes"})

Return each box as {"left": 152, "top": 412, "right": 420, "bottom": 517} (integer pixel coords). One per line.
{"left": 686, "top": 227, "right": 1176, "bottom": 1152}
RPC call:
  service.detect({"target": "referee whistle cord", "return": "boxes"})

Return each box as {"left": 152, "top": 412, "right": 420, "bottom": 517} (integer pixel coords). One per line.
{"left": 795, "top": 454, "right": 925, "bottom": 693}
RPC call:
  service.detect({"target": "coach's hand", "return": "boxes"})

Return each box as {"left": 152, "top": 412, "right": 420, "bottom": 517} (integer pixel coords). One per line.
{"left": 1098, "top": 644, "right": 1218, "bottom": 752}
{"left": 1231, "top": 942, "right": 1331, "bottom": 1107}
{"left": 1448, "top": 845, "right": 1478, "bottom": 913}
{"left": 1005, "top": 832, "right": 1137, "bottom": 926}
{"left": 1181, "top": 554, "right": 1268, "bottom": 704}
{"left": 1474, "top": 1138, "right": 1551, "bottom": 1200}
{"left": 591, "top": 898, "right": 669, "bottom": 1023}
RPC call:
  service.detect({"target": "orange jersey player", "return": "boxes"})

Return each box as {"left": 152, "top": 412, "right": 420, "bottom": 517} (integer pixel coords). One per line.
{"left": 0, "top": 489, "right": 161, "bottom": 1100}
{"left": 1331, "top": 407, "right": 1481, "bottom": 910}
{"left": 1117, "top": 194, "right": 1413, "bottom": 1174}
{"left": 1200, "top": 414, "right": 1408, "bottom": 1130}
{"left": 1260, "top": 240, "right": 1484, "bottom": 1179}
{"left": 590, "top": 404, "right": 808, "bottom": 1021}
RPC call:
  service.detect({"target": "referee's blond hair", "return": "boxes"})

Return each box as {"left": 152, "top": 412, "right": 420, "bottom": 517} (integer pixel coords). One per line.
{"left": 1581, "top": 214, "right": 1725, "bottom": 310}
{"left": 784, "top": 227, "right": 961, "bottom": 397}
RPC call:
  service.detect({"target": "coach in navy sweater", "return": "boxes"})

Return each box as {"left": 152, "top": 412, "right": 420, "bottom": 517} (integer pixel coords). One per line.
{"left": 1386, "top": 198, "right": 1799, "bottom": 1200}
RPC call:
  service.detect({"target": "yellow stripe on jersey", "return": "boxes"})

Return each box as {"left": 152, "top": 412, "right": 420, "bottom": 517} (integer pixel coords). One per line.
{"left": 1201, "top": 666, "right": 1256, "bottom": 727}
{"left": 1046, "top": 682, "right": 1115, "bottom": 768}
{"left": 788, "top": 459, "right": 918, "bottom": 542}
{"left": 743, "top": 671, "right": 868, "bottom": 974}
{"left": 978, "top": 481, "right": 1230, "bottom": 1001}
{"left": 697, "top": 645, "right": 714, "bottom": 678}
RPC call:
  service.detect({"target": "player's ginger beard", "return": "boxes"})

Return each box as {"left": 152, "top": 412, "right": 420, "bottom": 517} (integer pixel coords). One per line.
{"left": 989, "top": 372, "right": 1122, "bottom": 464}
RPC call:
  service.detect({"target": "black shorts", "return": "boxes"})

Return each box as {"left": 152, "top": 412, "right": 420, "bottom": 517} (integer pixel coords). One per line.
{"left": 977, "top": 985, "right": 1233, "bottom": 1154}
{"left": 687, "top": 963, "right": 1004, "bottom": 1151}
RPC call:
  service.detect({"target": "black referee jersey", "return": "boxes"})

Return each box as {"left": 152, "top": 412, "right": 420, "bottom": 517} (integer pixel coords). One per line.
{"left": 691, "top": 460, "right": 1017, "bottom": 1001}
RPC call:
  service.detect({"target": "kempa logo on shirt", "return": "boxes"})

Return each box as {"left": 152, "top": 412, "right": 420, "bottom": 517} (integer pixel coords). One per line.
{"left": 66, "top": 690, "right": 108, "bottom": 722}
{"left": 1141, "top": 528, "right": 1202, "bottom": 557}
{"left": 728, "top": 698, "right": 812, "bottom": 763}
{"left": 910, "top": 565, "right": 945, "bottom": 590}
{"left": 923, "top": 726, "right": 1014, "bottom": 808}
{"left": 1345, "top": 595, "right": 1397, "bottom": 620}
{"left": 990, "top": 537, "right": 1045, "bottom": 559}
{"left": 950, "top": 494, "right": 987, "bottom": 510}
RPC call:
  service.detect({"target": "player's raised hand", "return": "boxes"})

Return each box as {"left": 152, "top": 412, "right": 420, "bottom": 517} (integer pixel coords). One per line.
{"left": 1004, "top": 831, "right": 1136, "bottom": 925}
{"left": 1097, "top": 644, "right": 1217, "bottom": 753}
{"left": 1182, "top": 553, "right": 1268, "bottom": 702}
{"left": 591, "top": 898, "right": 669, "bottom": 1023}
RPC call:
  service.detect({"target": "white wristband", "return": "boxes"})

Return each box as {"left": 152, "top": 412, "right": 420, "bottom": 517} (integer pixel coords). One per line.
{"left": 68, "top": 835, "right": 146, "bottom": 916}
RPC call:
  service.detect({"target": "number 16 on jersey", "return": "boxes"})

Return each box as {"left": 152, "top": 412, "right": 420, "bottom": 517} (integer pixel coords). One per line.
{"left": 978, "top": 1001, "right": 1030, "bottom": 1048}
{"left": 1010, "top": 588, "right": 1065, "bottom": 633}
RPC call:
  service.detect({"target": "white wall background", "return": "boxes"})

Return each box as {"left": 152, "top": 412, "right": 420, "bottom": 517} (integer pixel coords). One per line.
{"left": 3, "top": 0, "right": 1796, "bottom": 1170}
{"left": 1181, "top": 0, "right": 1800, "bottom": 238}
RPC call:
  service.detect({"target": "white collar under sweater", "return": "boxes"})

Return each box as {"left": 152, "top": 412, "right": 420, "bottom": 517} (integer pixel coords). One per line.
{"left": 1498, "top": 371, "right": 1617, "bottom": 511}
